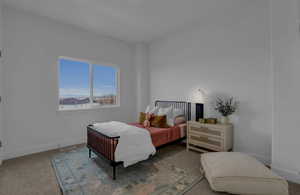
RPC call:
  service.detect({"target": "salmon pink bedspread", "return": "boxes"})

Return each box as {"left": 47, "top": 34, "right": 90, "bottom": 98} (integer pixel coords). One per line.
{"left": 129, "top": 123, "right": 186, "bottom": 147}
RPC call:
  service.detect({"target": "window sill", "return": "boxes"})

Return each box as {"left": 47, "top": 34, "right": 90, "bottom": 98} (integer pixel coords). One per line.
{"left": 57, "top": 104, "right": 120, "bottom": 112}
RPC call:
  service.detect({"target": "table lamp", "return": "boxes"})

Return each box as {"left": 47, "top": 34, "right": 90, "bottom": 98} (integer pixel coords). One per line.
{"left": 191, "top": 89, "right": 205, "bottom": 121}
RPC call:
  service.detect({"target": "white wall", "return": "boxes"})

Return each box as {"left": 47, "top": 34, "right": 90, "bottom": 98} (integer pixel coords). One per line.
{"left": 2, "top": 6, "right": 137, "bottom": 159}
{"left": 134, "top": 43, "right": 149, "bottom": 116}
{"left": 149, "top": 0, "right": 272, "bottom": 163}
{"left": 3, "top": 2, "right": 300, "bottom": 184}
{"left": 0, "top": 1, "right": 4, "bottom": 164}
{"left": 271, "top": 0, "right": 300, "bottom": 183}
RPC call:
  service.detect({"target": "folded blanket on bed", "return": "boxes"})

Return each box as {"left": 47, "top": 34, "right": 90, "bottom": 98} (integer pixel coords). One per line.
{"left": 92, "top": 121, "right": 156, "bottom": 167}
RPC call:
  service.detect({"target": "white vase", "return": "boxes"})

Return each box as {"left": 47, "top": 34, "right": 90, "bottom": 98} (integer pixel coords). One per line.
{"left": 220, "top": 116, "right": 229, "bottom": 124}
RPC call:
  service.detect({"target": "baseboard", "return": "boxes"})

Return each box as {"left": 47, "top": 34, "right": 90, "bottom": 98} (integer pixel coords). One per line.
{"left": 272, "top": 165, "right": 300, "bottom": 184}
{"left": 247, "top": 153, "right": 271, "bottom": 166}
{"left": 3, "top": 138, "right": 85, "bottom": 160}
{"left": 233, "top": 148, "right": 271, "bottom": 166}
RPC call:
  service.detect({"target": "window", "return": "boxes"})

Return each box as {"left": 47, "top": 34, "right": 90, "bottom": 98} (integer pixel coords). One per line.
{"left": 58, "top": 57, "right": 119, "bottom": 110}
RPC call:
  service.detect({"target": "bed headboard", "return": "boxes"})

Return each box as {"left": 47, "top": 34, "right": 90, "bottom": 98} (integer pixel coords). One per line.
{"left": 155, "top": 100, "right": 191, "bottom": 121}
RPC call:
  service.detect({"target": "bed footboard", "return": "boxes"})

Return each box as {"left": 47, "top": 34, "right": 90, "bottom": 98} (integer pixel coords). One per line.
{"left": 87, "top": 125, "right": 120, "bottom": 179}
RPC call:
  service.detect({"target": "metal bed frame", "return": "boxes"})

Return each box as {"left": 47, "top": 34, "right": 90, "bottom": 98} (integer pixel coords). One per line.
{"left": 87, "top": 100, "right": 191, "bottom": 180}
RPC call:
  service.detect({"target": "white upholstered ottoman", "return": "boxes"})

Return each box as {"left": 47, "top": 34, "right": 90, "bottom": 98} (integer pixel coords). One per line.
{"left": 201, "top": 152, "right": 289, "bottom": 195}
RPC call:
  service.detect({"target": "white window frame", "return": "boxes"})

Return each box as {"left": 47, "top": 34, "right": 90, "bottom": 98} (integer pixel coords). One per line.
{"left": 57, "top": 56, "right": 120, "bottom": 111}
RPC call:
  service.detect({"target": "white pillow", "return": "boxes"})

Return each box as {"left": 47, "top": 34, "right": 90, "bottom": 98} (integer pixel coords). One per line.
{"left": 158, "top": 107, "right": 173, "bottom": 126}
{"left": 145, "top": 105, "right": 159, "bottom": 114}
{"left": 173, "top": 108, "right": 184, "bottom": 118}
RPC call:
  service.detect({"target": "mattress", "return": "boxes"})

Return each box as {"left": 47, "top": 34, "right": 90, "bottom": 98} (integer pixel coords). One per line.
{"left": 129, "top": 123, "right": 186, "bottom": 147}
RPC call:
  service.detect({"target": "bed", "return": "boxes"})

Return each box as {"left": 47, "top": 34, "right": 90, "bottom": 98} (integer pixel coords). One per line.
{"left": 87, "top": 100, "right": 191, "bottom": 179}
{"left": 129, "top": 123, "right": 187, "bottom": 147}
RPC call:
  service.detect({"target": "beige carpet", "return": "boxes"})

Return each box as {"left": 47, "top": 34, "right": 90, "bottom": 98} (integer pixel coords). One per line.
{"left": 0, "top": 143, "right": 299, "bottom": 195}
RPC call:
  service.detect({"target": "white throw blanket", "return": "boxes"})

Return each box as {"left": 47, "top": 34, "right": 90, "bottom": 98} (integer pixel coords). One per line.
{"left": 92, "top": 121, "right": 156, "bottom": 167}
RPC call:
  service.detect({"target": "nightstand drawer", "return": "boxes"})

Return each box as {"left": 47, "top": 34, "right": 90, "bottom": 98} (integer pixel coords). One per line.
{"left": 189, "top": 134, "right": 221, "bottom": 147}
{"left": 190, "top": 126, "right": 221, "bottom": 136}
{"left": 187, "top": 121, "right": 233, "bottom": 152}
{"left": 189, "top": 139, "right": 221, "bottom": 151}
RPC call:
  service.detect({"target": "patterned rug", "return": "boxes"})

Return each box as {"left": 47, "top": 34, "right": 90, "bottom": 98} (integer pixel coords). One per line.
{"left": 52, "top": 146, "right": 203, "bottom": 195}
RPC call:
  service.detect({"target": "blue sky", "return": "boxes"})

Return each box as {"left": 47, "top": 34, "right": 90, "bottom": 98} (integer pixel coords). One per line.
{"left": 59, "top": 58, "right": 117, "bottom": 98}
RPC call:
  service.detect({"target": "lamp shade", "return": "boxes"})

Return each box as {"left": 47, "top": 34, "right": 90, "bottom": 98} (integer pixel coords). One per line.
{"left": 191, "top": 89, "right": 206, "bottom": 104}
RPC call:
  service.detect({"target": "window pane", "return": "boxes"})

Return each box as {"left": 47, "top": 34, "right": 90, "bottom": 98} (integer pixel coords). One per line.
{"left": 92, "top": 64, "right": 118, "bottom": 105}
{"left": 59, "top": 58, "right": 90, "bottom": 106}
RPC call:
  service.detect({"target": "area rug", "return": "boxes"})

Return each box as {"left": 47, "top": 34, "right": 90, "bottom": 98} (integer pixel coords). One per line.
{"left": 52, "top": 146, "right": 203, "bottom": 195}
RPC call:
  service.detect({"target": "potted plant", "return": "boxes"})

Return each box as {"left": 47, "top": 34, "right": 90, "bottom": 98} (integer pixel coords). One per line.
{"left": 215, "top": 97, "right": 237, "bottom": 124}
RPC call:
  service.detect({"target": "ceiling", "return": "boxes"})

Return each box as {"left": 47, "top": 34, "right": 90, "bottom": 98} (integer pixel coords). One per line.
{"left": 3, "top": 0, "right": 249, "bottom": 42}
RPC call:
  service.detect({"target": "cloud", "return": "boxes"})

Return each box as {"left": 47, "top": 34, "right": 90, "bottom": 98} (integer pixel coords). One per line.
{"left": 60, "top": 87, "right": 117, "bottom": 97}
{"left": 93, "top": 87, "right": 117, "bottom": 96}
{"left": 95, "top": 84, "right": 115, "bottom": 89}
{"left": 59, "top": 88, "right": 89, "bottom": 97}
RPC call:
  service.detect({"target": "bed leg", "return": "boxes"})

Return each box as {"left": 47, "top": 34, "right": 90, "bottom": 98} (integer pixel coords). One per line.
{"left": 89, "top": 149, "right": 91, "bottom": 158}
{"left": 113, "top": 165, "right": 116, "bottom": 180}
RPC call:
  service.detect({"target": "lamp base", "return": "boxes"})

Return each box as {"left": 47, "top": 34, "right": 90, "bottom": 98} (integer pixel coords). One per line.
{"left": 195, "top": 103, "right": 204, "bottom": 121}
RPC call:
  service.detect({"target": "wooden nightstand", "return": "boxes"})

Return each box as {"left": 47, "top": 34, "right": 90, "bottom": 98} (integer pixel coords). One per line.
{"left": 187, "top": 121, "right": 233, "bottom": 153}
